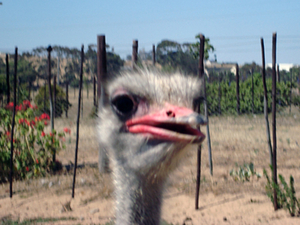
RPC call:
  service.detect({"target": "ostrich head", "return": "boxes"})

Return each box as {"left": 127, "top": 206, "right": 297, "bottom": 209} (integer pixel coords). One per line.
{"left": 98, "top": 69, "right": 206, "bottom": 225}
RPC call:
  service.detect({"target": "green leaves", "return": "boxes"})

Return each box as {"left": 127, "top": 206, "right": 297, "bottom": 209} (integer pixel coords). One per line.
{"left": 206, "top": 73, "right": 299, "bottom": 115}
{"left": 189, "top": 35, "right": 215, "bottom": 60}
{"left": 230, "top": 162, "right": 261, "bottom": 182}
{"left": 34, "top": 85, "right": 72, "bottom": 118}
{"left": 0, "top": 101, "right": 68, "bottom": 181}
{"left": 264, "top": 167, "right": 300, "bottom": 217}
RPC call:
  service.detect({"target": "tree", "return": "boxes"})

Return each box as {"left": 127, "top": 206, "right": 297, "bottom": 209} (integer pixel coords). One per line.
{"left": 156, "top": 40, "right": 198, "bottom": 74}
{"left": 0, "top": 56, "right": 39, "bottom": 102}
{"left": 84, "top": 44, "right": 124, "bottom": 75}
{"left": 189, "top": 34, "right": 215, "bottom": 60}
{"left": 16, "top": 58, "right": 38, "bottom": 84}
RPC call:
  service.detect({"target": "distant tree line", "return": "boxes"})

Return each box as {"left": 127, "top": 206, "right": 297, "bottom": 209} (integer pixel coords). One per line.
{"left": 0, "top": 44, "right": 124, "bottom": 99}
{"left": 1, "top": 36, "right": 299, "bottom": 114}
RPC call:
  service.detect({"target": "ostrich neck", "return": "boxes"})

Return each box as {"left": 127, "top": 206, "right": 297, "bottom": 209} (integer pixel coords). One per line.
{"left": 114, "top": 168, "right": 165, "bottom": 225}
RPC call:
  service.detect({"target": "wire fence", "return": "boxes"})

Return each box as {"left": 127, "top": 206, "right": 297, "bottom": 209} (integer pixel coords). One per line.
{"left": 0, "top": 35, "right": 299, "bottom": 211}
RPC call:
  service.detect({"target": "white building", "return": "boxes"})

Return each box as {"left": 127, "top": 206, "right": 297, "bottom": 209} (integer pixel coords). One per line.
{"left": 266, "top": 63, "right": 296, "bottom": 72}
{"left": 205, "top": 60, "right": 237, "bottom": 75}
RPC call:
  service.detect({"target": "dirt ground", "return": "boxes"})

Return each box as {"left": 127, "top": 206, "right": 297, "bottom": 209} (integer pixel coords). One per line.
{"left": 1, "top": 90, "right": 300, "bottom": 225}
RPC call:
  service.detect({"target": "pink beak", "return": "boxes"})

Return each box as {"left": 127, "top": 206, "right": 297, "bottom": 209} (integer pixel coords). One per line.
{"left": 126, "top": 105, "right": 206, "bottom": 143}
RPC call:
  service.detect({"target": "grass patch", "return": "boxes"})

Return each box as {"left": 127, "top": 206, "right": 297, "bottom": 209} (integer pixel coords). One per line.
{"left": 0, "top": 217, "right": 77, "bottom": 225}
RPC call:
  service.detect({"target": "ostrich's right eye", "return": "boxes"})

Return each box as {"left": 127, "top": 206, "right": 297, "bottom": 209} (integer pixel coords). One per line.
{"left": 111, "top": 93, "right": 137, "bottom": 118}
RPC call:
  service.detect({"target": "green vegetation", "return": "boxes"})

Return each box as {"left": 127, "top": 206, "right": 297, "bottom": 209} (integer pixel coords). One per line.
{"left": 0, "top": 56, "right": 37, "bottom": 103}
{"left": 156, "top": 39, "right": 198, "bottom": 74}
{"left": 34, "top": 85, "right": 71, "bottom": 117}
{"left": 264, "top": 166, "right": 300, "bottom": 217}
{"left": 206, "top": 72, "right": 300, "bottom": 115}
{"left": 230, "top": 162, "right": 261, "bottom": 182}
{"left": 0, "top": 101, "right": 69, "bottom": 181}
{"left": 0, "top": 217, "right": 77, "bottom": 225}
{"left": 156, "top": 35, "right": 215, "bottom": 75}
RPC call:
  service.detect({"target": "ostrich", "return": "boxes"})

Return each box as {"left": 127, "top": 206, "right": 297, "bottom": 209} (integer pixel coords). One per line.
{"left": 98, "top": 69, "right": 206, "bottom": 225}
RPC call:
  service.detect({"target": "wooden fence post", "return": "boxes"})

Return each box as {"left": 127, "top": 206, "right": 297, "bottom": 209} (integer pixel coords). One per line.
{"left": 195, "top": 33, "right": 213, "bottom": 209}
{"left": 81, "top": 86, "right": 83, "bottom": 118}
{"left": 195, "top": 33, "right": 205, "bottom": 210}
{"left": 132, "top": 40, "right": 138, "bottom": 69}
{"left": 72, "top": 45, "right": 84, "bottom": 198}
{"left": 272, "top": 32, "right": 278, "bottom": 211}
{"left": 93, "top": 76, "right": 96, "bottom": 106}
{"left": 53, "top": 75, "right": 56, "bottom": 119}
{"left": 10, "top": 47, "right": 18, "bottom": 198}
{"left": 276, "top": 64, "right": 280, "bottom": 82}
{"left": 47, "top": 45, "right": 55, "bottom": 162}
{"left": 251, "top": 68, "right": 254, "bottom": 114}
{"left": 290, "top": 68, "right": 293, "bottom": 114}
{"left": 261, "top": 38, "right": 273, "bottom": 166}
{"left": 152, "top": 44, "right": 156, "bottom": 65}
{"left": 236, "top": 64, "right": 240, "bottom": 114}
{"left": 97, "top": 35, "right": 107, "bottom": 106}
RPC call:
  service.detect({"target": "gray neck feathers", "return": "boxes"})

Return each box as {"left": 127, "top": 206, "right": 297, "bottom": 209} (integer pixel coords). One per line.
{"left": 114, "top": 165, "right": 165, "bottom": 225}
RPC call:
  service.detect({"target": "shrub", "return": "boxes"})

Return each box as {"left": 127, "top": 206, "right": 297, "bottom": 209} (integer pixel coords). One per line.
{"left": 0, "top": 100, "right": 70, "bottom": 181}
{"left": 206, "top": 73, "right": 299, "bottom": 115}
{"left": 34, "top": 85, "right": 71, "bottom": 117}
{"left": 263, "top": 166, "right": 300, "bottom": 217}
{"left": 229, "top": 162, "right": 261, "bottom": 182}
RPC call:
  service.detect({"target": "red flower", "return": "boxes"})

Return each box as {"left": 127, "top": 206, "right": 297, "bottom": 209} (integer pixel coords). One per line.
{"left": 41, "top": 131, "right": 45, "bottom": 137}
{"left": 22, "top": 100, "right": 32, "bottom": 110}
{"left": 63, "top": 127, "right": 71, "bottom": 134}
{"left": 16, "top": 105, "right": 22, "bottom": 111}
{"left": 44, "top": 121, "right": 48, "bottom": 126}
{"left": 19, "top": 118, "right": 24, "bottom": 124}
{"left": 30, "top": 120, "right": 36, "bottom": 127}
{"left": 5, "top": 102, "right": 14, "bottom": 110}
{"left": 40, "top": 113, "right": 50, "bottom": 120}
{"left": 23, "top": 100, "right": 30, "bottom": 105}
{"left": 25, "top": 167, "right": 29, "bottom": 172}
{"left": 25, "top": 119, "right": 30, "bottom": 126}
{"left": 36, "top": 159, "right": 39, "bottom": 164}
{"left": 49, "top": 132, "right": 53, "bottom": 137}
{"left": 5, "top": 131, "right": 12, "bottom": 141}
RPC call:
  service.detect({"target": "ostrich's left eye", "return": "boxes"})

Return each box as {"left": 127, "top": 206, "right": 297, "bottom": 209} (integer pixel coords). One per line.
{"left": 111, "top": 93, "right": 137, "bottom": 119}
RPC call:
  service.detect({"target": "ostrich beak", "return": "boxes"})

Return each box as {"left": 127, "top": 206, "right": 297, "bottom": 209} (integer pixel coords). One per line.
{"left": 126, "top": 105, "right": 207, "bottom": 144}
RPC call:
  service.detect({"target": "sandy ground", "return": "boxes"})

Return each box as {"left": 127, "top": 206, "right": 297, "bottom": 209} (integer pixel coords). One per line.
{"left": 1, "top": 90, "right": 300, "bottom": 225}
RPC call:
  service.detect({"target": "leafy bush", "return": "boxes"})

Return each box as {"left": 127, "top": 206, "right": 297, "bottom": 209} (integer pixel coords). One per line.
{"left": 0, "top": 74, "right": 8, "bottom": 96}
{"left": 206, "top": 73, "right": 299, "bottom": 115}
{"left": 229, "top": 162, "right": 261, "bottom": 182}
{"left": 34, "top": 85, "right": 71, "bottom": 117}
{"left": 0, "top": 101, "right": 71, "bottom": 181}
{"left": 263, "top": 166, "right": 300, "bottom": 217}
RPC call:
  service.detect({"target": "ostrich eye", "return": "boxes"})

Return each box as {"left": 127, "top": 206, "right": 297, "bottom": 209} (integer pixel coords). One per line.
{"left": 111, "top": 94, "right": 137, "bottom": 118}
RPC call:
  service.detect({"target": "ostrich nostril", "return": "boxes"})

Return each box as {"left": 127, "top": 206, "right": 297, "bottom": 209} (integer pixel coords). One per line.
{"left": 166, "top": 110, "right": 175, "bottom": 117}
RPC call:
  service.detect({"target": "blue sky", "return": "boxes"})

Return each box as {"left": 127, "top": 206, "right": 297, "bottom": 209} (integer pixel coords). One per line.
{"left": 0, "top": 0, "right": 299, "bottom": 65}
